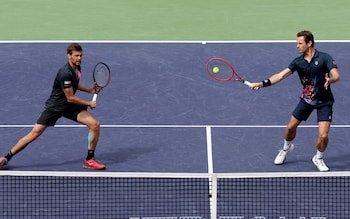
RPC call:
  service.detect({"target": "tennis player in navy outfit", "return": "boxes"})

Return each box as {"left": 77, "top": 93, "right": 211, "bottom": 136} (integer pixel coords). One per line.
{"left": 0, "top": 43, "right": 106, "bottom": 170}
{"left": 250, "top": 30, "right": 340, "bottom": 171}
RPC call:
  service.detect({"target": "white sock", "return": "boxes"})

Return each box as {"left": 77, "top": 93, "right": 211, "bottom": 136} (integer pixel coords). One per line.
{"left": 283, "top": 139, "right": 292, "bottom": 151}
{"left": 316, "top": 150, "right": 324, "bottom": 159}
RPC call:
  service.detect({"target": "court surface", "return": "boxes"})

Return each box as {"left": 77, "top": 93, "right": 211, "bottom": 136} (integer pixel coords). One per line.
{"left": 0, "top": 42, "right": 349, "bottom": 173}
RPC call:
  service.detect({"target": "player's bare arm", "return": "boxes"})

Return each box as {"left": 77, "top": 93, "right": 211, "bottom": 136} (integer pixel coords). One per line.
{"left": 251, "top": 68, "right": 293, "bottom": 90}
{"left": 324, "top": 68, "right": 340, "bottom": 90}
{"left": 63, "top": 86, "right": 96, "bottom": 108}
{"left": 78, "top": 83, "right": 102, "bottom": 94}
{"left": 269, "top": 68, "right": 293, "bottom": 85}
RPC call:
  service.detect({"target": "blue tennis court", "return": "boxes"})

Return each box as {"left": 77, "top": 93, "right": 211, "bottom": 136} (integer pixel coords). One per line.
{"left": 0, "top": 42, "right": 349, "bottom": 218}
{"left": 1, "top": 42, "right": 350, "bottom": 173}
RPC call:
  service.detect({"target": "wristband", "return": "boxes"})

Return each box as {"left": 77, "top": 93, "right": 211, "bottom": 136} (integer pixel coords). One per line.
{"left": 262, "top": 79, "right": 271, "bottom": 87}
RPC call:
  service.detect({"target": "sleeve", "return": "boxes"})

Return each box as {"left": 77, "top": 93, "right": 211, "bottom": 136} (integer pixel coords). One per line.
{"left": 287, "top": 58, "right": 298, "bottom": 73}
{"left": 326, "top": 54, "right": 337, "bottom": 71}
{"left": 57, "top": 69, "right": 74, "bottom": 89}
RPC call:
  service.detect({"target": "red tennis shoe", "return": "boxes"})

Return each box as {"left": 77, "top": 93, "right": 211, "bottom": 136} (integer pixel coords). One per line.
{"left": 83, "top": 158, "right": 106, "bottom": 170}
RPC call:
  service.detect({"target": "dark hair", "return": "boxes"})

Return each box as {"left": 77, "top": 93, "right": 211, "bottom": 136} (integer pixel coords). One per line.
{"left": 67, "top": 43, "right": 83, "bottom": 54}
{"left": 297, "top": 30, "right": 314, "bottom": 47}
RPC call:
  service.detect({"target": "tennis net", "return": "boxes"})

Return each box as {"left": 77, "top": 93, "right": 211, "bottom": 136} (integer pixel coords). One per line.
{"left": 0, "top": 171, "right": 349, "bottom": 219}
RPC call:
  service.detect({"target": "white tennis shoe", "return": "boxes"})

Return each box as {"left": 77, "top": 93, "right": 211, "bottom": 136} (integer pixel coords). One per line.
{"left": 274, "top": 144, "right": 294, "bottom": 165}
{"left": 312, "top": 155, "right": 329, "bottom": 172}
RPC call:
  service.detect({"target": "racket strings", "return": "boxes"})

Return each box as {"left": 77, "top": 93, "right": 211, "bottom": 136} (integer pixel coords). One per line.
{"left": 207, "top": 60, "right": 233, "bottom": 81}
{"left": 94, "top": 64, "right": 110, "bottom": 87}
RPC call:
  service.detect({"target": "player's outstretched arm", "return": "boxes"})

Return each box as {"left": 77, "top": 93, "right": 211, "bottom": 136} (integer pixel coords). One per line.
{"left": 250, "top": 68, "right": 292, "bottom": 90}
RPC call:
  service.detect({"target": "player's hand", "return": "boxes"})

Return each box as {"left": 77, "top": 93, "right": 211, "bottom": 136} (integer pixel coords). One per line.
{"left": 95, "top": 85, "right": 103, "bottom": 93}
{"left": 249, "top": 82, "right": 262, "bottom": 91}
{"left": 90, "top": 82, "right": 102, "bottom": 94}
{"left": 90, "top": 100, "right": 97, "bottom": 109}
{"left": 324, "top": 73, "right": 330, "bottom": 90}
{"left": 92, "top": 82, "right": 103, "bottom": 94}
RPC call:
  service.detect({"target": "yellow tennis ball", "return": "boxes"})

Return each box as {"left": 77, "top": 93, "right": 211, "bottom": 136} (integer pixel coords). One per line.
{"left": 213, "top": 67, "right": 220, "bottom": 74}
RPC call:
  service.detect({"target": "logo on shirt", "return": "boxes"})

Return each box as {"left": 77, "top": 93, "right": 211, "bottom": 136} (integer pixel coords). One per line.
{"left": 64, "top": 81, "right": 72, "bottom": 85}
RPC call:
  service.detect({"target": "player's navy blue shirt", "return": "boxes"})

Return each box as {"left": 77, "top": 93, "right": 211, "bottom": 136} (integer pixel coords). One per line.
{"left": 288, "top": 49, "right": 337, "bottom": 105}
{"left": 45, "top": 63, "right": 81, "bottom": 111}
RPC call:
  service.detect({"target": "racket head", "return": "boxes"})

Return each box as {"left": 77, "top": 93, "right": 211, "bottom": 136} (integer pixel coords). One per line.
{"left": 93, "top": 62, "right": 111, "bottom": 88}
{"left": 206, "top": 57, "right": 236, "bottom": 81}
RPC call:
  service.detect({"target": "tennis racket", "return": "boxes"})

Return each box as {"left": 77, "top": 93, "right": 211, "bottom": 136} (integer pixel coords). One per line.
{"left": 92, "top": 62, "right": 111, "bottom": 102}
{"left": 206, "top": 57, "right": 252, "bottom": 87}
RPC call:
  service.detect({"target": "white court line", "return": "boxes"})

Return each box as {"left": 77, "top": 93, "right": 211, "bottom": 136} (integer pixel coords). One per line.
{"left": 2, "top": 40, "right": 350, "bottom": 44}
{"left": 206, "top": 126, "right": 214, "bottom": 174}
{"left": 2, "top": 170, "right": 350, "bottom": 177}
{"left": 1, "top": 124, "right": 350, "bottom": 128}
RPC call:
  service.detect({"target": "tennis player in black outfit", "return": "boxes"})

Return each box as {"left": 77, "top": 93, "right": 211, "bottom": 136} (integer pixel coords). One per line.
{"left": 0, "top": 43, "right": 106, "bottom": 170}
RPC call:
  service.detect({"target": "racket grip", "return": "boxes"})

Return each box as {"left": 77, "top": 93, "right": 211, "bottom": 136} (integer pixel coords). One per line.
{"left": 92, "top": 93, "right": 98, "bottom": 101}
{"left": 243, "top": 80, "right": 253, "bottom": 87}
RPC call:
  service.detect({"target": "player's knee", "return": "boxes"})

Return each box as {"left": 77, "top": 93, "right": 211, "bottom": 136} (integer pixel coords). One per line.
{"left": 29, "top": 129, "right": 44, "bottom": 140}
{"left": 91, "top": 119, "right": 100, "bottom": 131}
{"left": 318, "top": 134, "right": 328, "bottom": 142}
{"left": 285, "top": 126, "right": 297, "bottom": 134}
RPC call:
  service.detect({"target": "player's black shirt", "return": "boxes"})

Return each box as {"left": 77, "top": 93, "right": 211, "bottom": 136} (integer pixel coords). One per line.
{"left": 288, "top": 50, "right": 337, "bottom": 105}
{"left": 45, "top": 63, "right": 81, "bottom": 111}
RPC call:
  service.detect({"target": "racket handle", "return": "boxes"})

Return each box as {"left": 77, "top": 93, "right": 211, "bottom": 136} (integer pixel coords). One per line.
{"left": 92, "top": 93, "right": 98, "bottom": 101}
{"left": 243, "top": 80, "right": 253, "bottom": 87}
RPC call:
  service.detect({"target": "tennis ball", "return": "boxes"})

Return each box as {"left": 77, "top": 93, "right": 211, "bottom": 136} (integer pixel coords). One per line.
{"left": 213, "top": 67, "right": 220, "bottom": 74}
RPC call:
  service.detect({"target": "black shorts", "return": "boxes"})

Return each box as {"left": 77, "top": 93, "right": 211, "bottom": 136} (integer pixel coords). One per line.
{"left": 292, "top": 99, "right": 333, "bottom": 122}
{"left": 36, "top": 105, "right": 88, "bottom": 126}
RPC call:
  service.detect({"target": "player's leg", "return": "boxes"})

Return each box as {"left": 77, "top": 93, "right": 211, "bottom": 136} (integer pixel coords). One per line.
{"left": 76, "top": 110, "right": 105, "bottom": 170}
{"left": 284, "top": 115, "right": 302, "bottom": 142}
{"left": 316, "top": 121, "right": 330, "bottom": 153}
{"left": 312, "top": 121, "right": 331, "bottom": 171}
{"left": 77, "top": 110, "right": 100, "bottom": 150}
{"left": 274, "top": 116, "right": 300, "bottom": 164}
{"left": 312, "top": 104, "right": 332, "bottom": 171}
{"left": 274, "top": 100, "right": 313, "bottom": 165}
{"left": 0, "top": 124, "right": 47, "bottom": 169}
{"left": 10, "top": 124, "right": 47, "bottom": 155}
{"left": 0, "top": 109, "right": 63, "bottom": 169}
